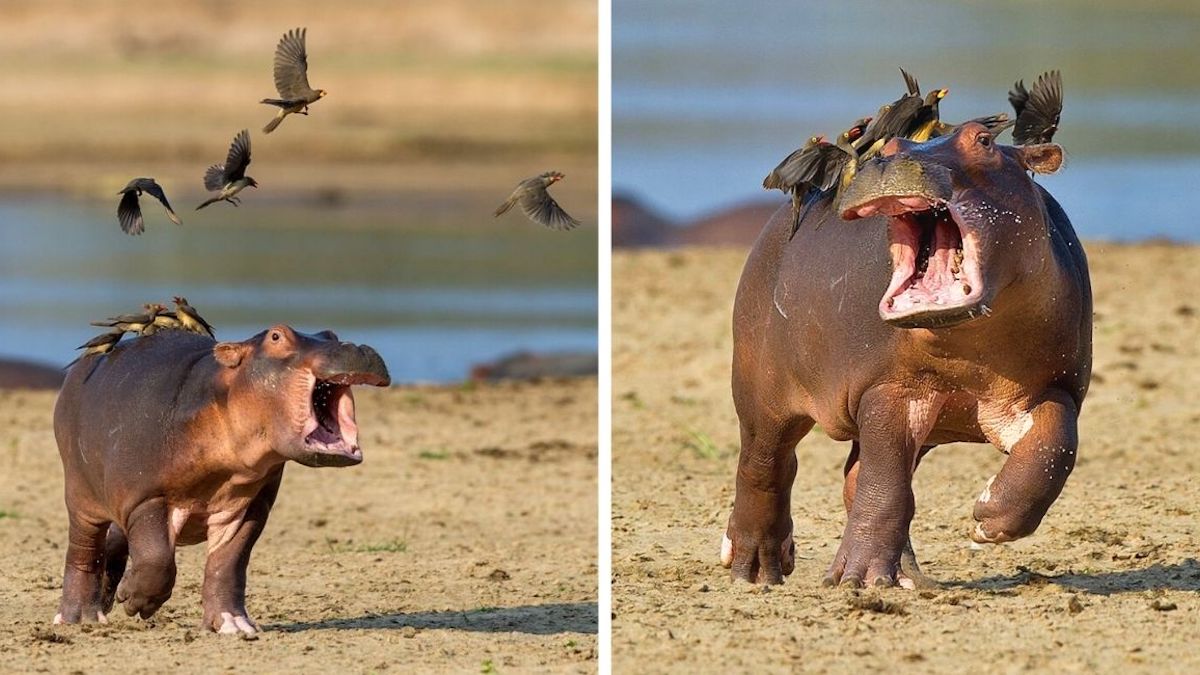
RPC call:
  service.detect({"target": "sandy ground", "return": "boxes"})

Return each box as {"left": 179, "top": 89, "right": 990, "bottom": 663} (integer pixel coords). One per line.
{"left": 613, "top": 244, "right": 1200, "bottom": 673}
{"left": 0, "top": 380, "right": 597, "bottom": 673}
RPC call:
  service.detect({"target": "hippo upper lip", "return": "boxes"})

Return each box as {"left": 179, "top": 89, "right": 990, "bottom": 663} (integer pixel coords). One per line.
{"left": 318, "top": 371, "right": 389, "bottom": 387}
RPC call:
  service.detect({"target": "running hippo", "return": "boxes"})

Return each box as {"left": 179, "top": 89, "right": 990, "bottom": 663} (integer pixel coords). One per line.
{"left": 53, "top": 326, "right": 390, "bottom": 634}
{"left": 722, "top": 122, "right": 1090, "bottom": 587}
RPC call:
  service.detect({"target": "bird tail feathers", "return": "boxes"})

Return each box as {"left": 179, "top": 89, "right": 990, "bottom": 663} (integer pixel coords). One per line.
{"left": 263, "top": 112, "right": 287, "bottom": 134}
{"left": 494, "top": 199, "right": 516, "bottom": 217}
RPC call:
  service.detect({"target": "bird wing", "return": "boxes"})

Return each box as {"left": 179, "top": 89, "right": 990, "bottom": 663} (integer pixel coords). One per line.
{"left": 273, "top": 27, "right": 316, "bottom": 100}
{"left": 203, "top": 165, "right": 225, "bottom": 192}
{"left": 815, "top": 145, "right": 852, "bottom": 192}
{"left": 141, "top": 180, "right": 182, "bottom": 225}
{"left": 222, "top": 130, "right": 252, "bottom": 183}
{"left": 900, "top": 67, "right": 920, "bottom": 96}
{"left": 518, "top": 188, "right": 580, "bottom": 231}
{"left": 1008, "top": 79, "right": 1030, "bottom": 118}
{"left": 117, "top": 190, "right": 144, "bottom": 235}
{"left": 764, "top": 146, "right": 822, "bottom": 191}
{"left": 1012, "top": 70, "right": 1062, "bottom": 144}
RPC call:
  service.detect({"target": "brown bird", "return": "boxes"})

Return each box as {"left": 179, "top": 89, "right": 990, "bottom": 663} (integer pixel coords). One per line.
{"left": 196, "top": 130, "right": 256, "bottom": 210}
{"left": 763, "top": 135, "right": 825, "bottom": 192}
{"left": 261, "top": 28, "right": 327, "bottom": 134}
{"left": 117, "top": 178, "right": 181, "bottom": 235}
{"left": 173, "top": 296, "right": 215, "bottom": 339}
{"left": 67, "top": 330, "right": 125, "bottom": 368}
{"left": 930, "top": 112, "right": 1011, "bottom": 139}
{"left": 1010, "top": 70, "right": 1062, "bottom": 144}
{"left": 494, "top": 172, "right": 580, "bottom": 231}
{"left": 899, "top": 71, "right": 949, "bottom": 142}
{"left": 90, "top": 303, "right": 167, "bottom": 334}
{"left": 151, "top": 307, "right": 182, "bottom": 331}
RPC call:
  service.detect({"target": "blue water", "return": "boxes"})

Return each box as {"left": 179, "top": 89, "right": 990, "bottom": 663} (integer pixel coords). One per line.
{"left": 0, "top": 201, "right": 596, "bottom": 382}
{"left": 614, "top": 0, "right": 1200, "bottom": 240}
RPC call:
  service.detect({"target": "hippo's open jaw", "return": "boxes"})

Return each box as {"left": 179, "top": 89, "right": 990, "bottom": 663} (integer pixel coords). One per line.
{"left": 846, "top": 195, "right": 986, "bottom": 328}
{"left": 299, "top": 369, "right": 389, "bottom": 467}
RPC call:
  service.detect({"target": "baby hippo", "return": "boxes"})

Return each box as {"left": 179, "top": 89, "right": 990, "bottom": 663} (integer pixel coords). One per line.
{"left": 53, "top": 325, "right": 390, "bottom": 635}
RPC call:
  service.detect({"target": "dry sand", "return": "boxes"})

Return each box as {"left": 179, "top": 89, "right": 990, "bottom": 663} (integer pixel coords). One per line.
{"left": 0, "top": 381, "right": 597, "bottom": 673}
{"left": 613, "top": 244, "right": 1200, "bottom": 673}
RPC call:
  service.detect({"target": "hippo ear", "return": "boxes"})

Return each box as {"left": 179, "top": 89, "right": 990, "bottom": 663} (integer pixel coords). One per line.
{"left": 1018, "top": 143, "right": 1064, "bottom": 175}
{"left": 213, "top": 342, "right": 249, "bottom": 368}
{"left": 316, "top": 330, "right": 339, "bottom": 341}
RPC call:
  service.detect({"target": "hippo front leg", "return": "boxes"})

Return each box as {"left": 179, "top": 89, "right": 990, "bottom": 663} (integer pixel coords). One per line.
{"left": 201, "top": 467, "right": 283, "bottom": 636}
{"left": 114, "top": 498, "right": 177, "bottom": 619}
{"left": 825, "top": 388, "right": 923, "bottom": 588}
{"left": 973, "top": 391, "right": 1078, "bottom": 543}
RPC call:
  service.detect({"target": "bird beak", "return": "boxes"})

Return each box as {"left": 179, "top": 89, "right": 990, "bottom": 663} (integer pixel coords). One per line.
{"left": 937, "top": 89, "right": 948, "bottom": 99}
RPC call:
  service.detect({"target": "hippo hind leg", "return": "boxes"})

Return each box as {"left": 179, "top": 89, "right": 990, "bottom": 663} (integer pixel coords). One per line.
{"left": 54, "top": 515, "right": 111, "bottom": 624}
{"left": 842, "top": 442, "right": 939, "bottom": 589}
{"left": 99, "top": 524, "right": 128, "bottom": 613}
{"left": 973, "top": 390, "right": 1078, "bottom": 544}
{"left": 114, "top": 498, "right": 177, "bottom": 620}
{"left": 722, "top": 412, "right": 814, "bottom": 585}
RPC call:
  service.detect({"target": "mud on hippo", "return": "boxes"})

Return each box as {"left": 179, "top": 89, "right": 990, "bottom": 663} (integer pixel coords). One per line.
{"left": 722, "top": 123, "right": 1091, "bottom": 587}
{"left": 52, "top": 325, "right": 389, "bottom": 634}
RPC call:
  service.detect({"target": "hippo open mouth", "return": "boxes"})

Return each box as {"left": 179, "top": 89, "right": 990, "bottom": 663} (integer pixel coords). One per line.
{"left": 847, "top": 195, "right": 986, "bottom": 328}
{"left": 301, "top": 370, "right": 388, "bottom": 466}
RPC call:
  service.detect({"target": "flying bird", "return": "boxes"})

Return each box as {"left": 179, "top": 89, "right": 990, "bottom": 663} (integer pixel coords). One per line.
{"left": 261, "top": 27, "right": 327, "bottom": 134}
{"left": 1009, "top": 70, "right": 1062, "bottom": 144}
{"left": 494, "top": 172, "right": 580, "bottom": 231}
{"left": 117, "top": 178, "right": 181, "bottom": 235}
{"left": 173, "top": 296, "right": 215, "bottom": 339}
{"left": 196, "top": 130, "right": 257, "bottom": 210}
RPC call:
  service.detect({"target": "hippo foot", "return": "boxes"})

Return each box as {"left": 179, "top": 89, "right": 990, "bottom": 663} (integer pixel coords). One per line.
{"left": 720, "top": 527, "right": 795, "bottom": 585}
{"left": 52, "top": 608, "right": 108, "bottom": 625}
{"left": 822, "top": 532, "right": 909, "bottom": 588}
{"left": 114, "top": 572, "right": 172, "bottom": 620}
{"left": 204, "top": 609, "right": 259, "bottom": 636}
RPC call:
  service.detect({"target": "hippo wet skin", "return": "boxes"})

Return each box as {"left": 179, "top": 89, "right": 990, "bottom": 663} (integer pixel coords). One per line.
{"left": 52, "top": 326, "right": 389, "bottom": 633}
{"left": 722, "top": 123, "right": 1091, "bottom": 587}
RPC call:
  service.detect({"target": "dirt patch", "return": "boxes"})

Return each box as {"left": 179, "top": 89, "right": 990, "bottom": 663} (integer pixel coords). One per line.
{"left": 613, "top": 244, "right": 1200, "bottom": 673}
{"left": 0, "top": 380, "right": 597, "bottom": 673}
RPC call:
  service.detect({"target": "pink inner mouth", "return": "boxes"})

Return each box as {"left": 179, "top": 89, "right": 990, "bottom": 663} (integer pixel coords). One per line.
{"left": 302, "top": 379, "right": 360, "bottom": 456}
{"left": 851, "top": 196, "right": 984, "bottom": 321}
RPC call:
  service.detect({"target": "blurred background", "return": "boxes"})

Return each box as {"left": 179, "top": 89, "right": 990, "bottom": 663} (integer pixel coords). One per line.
{"left": 614, "top": 0, "right": 1200, "bottom": 243}
{"left": 0, "top": 0, "right": 597, "bottom": 383}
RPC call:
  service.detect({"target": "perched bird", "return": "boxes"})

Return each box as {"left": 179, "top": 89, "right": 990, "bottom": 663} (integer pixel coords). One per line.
{"left": 1009, "top": 70, "right": 1062, "bottom": 144}
{"left": 905, "top": 89, "right": 947, "bottom": 141}
{"left": 763, "top": 135, "right": 825, "bottom": 192}
{"left": 117, "top": 178, "right": 181, "bottom": 235}
{"left": 260, "top": 28, "right": 327, "bottom": 134}
{"left": 151, "top": 307, "right": 182, "bottom": 331}
{"left": 931, "top": 112, "right": 1011, "bottom": 139}
{"left": 90, "top": 303, "right": 167, "bottom": 334}
{"left": 896, "top": 70, "right": 950, "bottom": 142}
{"left": 173, "top": 296, "right": 215, "bottom": 339}
{"left": 832, "top": 121, "right": 870, "bottom": 194}
{"left": 67, "top": 330, "right": 125, "bottom": 368}
{"left": 854, "top": 71, "right": 927, "bottom": 159}
{"left": 196, "top": 130, "right": 257, "bottom": 210}
{"left": 494, "top": 172, "right": 581, "bottom": 231}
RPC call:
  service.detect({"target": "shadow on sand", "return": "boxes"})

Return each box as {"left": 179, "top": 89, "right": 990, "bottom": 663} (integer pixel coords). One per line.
{"left": 268, "top": 601, "right": 597, "bottom": 635}
{"left": 955, "top": 559, "right": 1200, "bottom": 595}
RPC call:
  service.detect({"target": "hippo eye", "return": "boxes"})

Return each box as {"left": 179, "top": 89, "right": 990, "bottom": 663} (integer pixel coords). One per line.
{"left": 271, "top": 331, "right": 281, "bottom": 342}
{"left": 977, "top": 133, "right": 993, "bottom": 148}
